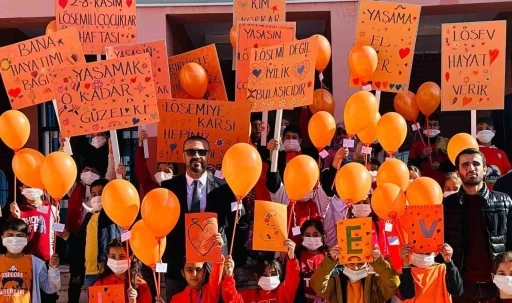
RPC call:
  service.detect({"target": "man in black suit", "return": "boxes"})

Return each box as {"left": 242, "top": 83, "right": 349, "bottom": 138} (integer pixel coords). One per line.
{"left": 161, "top": 135, "right": 234, "bottom": 301}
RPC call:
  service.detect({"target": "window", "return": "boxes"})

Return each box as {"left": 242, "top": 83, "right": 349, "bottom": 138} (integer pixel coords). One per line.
{"left": 119, "top": 128, "right": 139, "bottom": 181}
{"left": 0, "top": 170, "right": 7, "bottom": 208}
{"left": 38, "top": 102, "right": 60, "bottom": 155}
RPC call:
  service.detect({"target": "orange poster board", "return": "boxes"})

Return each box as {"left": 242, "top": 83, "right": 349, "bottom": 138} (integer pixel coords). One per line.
{"left": 233, "top": 0, "right": 285, "bottom": 22}
{"left": 156, "top": 99, "right": 252, "bottom": 164}
{"left": 89, "top": 284, "right": 125, "bottom": 303}
{"left": 405, "top": 205, "right": 444, "bottom": 254}
{"left": 337, "top": 217, "right": 372, "bottom": 264}
{"left": 441, "top": 21, "right": 506, "bottom": 111}
{"left": 185, "top": 213, "right": 222, "bottom": 263}
{"left": 52, "top": 53, "right": 159, "bottom": 137}
{"left": 252, "top": 200, "right": 288, "bottom": 252}
{"left": 247, "top": 37, "right": 317, "bottom": 112}
{"left": 168, "top": 45, "right": 228, "bottom": 100}
{"left": 106, "top": 40, "right": 172, "bottom": 99}
{"left": 235, "top": 22, "right": 296, "bottom": 102}
{"left": 0, "top": 27, "right": 85, "bottom": 109}
{"left": 350, "top": 1, "right": 421, "bottom": 92}
{"left": 55, "top": 0, "right": 137, "bottom": 55}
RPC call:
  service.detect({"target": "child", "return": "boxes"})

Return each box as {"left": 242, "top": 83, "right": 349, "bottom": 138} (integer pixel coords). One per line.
{"left": 0, "top": 218, "right": 61, "bottom": 302}
{"left": 93, "top": 239, "right": 152, "bottom": 303}
{"left": 398, "top": 243, "right": 463, "bottom": 302}
{"left": 408, "top": 165, "right": 421, "bottom": 182}
{"left": 222, "top": 239, "right": 300, "bottom": 302}
{"left": 310, "top": 245, "right": 399, "bottom": 303}
{"left": 485, "top": 251, "right": 512, "bottom": 303}
{"left": 443, "top": 172, "right": 462, "bottom": 197}
{"left": 170, "top": 233, "right": 224, "bottom": 303}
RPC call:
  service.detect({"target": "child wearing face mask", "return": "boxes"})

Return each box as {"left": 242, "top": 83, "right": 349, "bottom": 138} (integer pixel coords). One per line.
{"left": 485, "top": 251, "right": 512, "bottom": 303}
{"left": 398, "top": 243, "right": 463, "bottom": 302}
{"left": 222, "top": 239, "right": 300, "bottom": 303}
{"left": 0, "top": 218, "right": 61, "bottom": 302}
{"left": 443, "top": 172, "right": 462, "bottom": 198}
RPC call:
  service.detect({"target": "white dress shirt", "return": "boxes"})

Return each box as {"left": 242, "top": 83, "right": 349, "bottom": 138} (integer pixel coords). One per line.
{"left": 186, "top": 172, "right": 208, "bottom": 212}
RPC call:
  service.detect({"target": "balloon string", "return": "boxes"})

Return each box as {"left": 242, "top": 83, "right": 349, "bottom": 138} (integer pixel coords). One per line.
{"left": 229, "top": 198, "right": 241, "bottom": 256}
{"left": 426, "top": 117, "right": 433, "bottom": 165}
{"left": 394, "top": 219, "right": 405, "bottom": 245}
{"left": 52, "top": 199, "right": 60, "bottom": 254}
{"left": 157, "top": 240, "right": 162, "bottom": 298}
{"left": 125, "top": 236, "right": 132, "bottom": 287}
{"left": 13, "top": 174, "right": 16, "bottom": 205}
{"left": 287, "top": 200, "right": 296, "bottom": 232}
{"left": 152, "top": 267, "right": 160, "bottom": 298}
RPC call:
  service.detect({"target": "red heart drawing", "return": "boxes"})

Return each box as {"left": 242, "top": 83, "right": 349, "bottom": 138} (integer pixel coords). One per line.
{"left": 352, "top": 78, "right": 360, "bottom": 85}
{"left": 188, "top": 218, "right": 217, "bottom": 256}
{"left": 63, "top": 78, "right": 69, "bottom": 83}
{"left": 399, "top": 48, "right": 410, "bottom": 59}
{"left": 92, "top": 124, "right": 99, "bottom": 131}
{"left": 365, "top": 255, "right": 371, "bottom": 260}
{"left": 8, "top": 88, "right": 21, "bottom": 98}
{"left": 444, "top": 72, "right": 450, "bottom": 82}
{"left": 375, "top": 81, "right": 381, "bottom": 88}
{"left": 58, "top": 0, "right": 67, "bottom": 8}
{"left": 447, "top": 42, "right": 451, "bottom": 46}
{"left": 473, "top": 71, "right": 479, "bottom": 75}
{"left": 63, "top": 118, "right": 69, "bottom": 126}
{"left": 307, "top": 81, "right": 312, "bottom": 88}
{"left": 479, "top": 98, "right": 483, "bottom": 102}
{"left": 413, "top": 16, "right": 417, "bottom": 20}
{"left": 130, "top": 77, "right": 137, "bottom": 83}
{"left": 84, "top": 83, "right": 91, "bottom": 89}
{"left": 253, "top": 43, "right": 259, "bottom": 48}
{"left": 382, "top": 82, "right": 388, "bottom": 88}
{"left": 31, "top": 71, "right": 38, "bottom": 78}
{"left": 131, "top": 34, "right": 136, "bottom": 39}
{"left": 463, "top": 97, "right": 472, "bottom": 106}
{"left": 126, "top": 0, "right": 132, "bottom": 7}
{"left": 489, "top": 49, "right": 499, "bottom": 65}
{"left": 144, "top": 77, "right": 151, "bottom": 82}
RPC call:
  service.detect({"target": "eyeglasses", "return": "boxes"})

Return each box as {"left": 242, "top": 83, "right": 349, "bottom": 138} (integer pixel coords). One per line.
{"left": 184, "top": 149, "right": 209, "bottom": 157}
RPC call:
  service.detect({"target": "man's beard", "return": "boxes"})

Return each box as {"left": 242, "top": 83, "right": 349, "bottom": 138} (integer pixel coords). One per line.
{"left": 189, "top": 159, "right": 205, "bottom": 173}
{"left": 461, "top": 174, "right": 484, "bottom": 186}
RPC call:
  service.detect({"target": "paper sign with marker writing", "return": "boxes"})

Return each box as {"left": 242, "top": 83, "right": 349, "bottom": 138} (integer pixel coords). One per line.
{"left": 350, "top": 1, "right": 421, "bottom": 92}
{"left": 156, "top": 99, "right": 252, "bottom": 164}
{"left": 406, "top": 205, "right": 444, "bottom": 253}
{"left": 185, "top": 213, "right": 222, "bottom": 263}
{"left": 168, "top": 44, "right": 228, "bottom": 101}
{"left": 55, "top": 0, "right": 137, "bottom": 55}
{"left": 52, "top": 53, "right": 159, "bottom": 137}
{"left": 247, "top": 37, "right": 317, "bottom": 112}
{"left": 88, "top": 284, "right": 125, "bottom": 303}
{"left": 106, "top": 40, "right": 172, "bottom": 99}
{"left": 441, "top": 21, "right": 506, "bottom": 111}
{"left": 253, "top": 200, "right": 288, "bottom": 252}
{"left": 236, "top": 22, "right": 296, "bottom": 102}
{"left": 0, "top": 27, "right": 85, "bottom": 109}
{"left": 337, "top": 217, "right": 372, "bottom": 264}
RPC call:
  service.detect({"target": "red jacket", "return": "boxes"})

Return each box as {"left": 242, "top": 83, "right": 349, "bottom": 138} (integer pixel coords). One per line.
{"left": 135, "top": 146, "right": 158, "bottom": 197}
{"left": 67, "top": 182, "right": 86, "bottom": 234}
{"left": 170, "top": 262, "right": 223, "bottom": 303}
{"left": 93, "top": 274, "right": 152, "bottom": 303}
{"left": 221, "top": 258, "right": 300, "bottom": 303}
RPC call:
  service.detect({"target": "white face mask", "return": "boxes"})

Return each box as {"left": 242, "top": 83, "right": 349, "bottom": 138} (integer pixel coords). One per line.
{"left": 21, "top": 188, "right": 43, "bottom": 201}
{"left": 81, "top": 171, "right": 100, "bottom": 186}
{"left": 91, "top": 136, "right": 107, "bottom": 149}
{"left": 154, "top": 172, "right": 172, "bottom": 185}
{"left": 369, "top": 170, "right": 377, "bottom": 183}
{"left": 443, "top": 190, "right": 457, "bottom": 198}
{"left": 107, "top": 258, "right": 129, "bottom": 275}
{"left": 494, "top": 275, "right": 512, "bottom": 295}
{"left": 352, "top": 204, "right": 372, "bottom": 218}
{"left": 258, "top": 275, "right": 280, "bottom": 291}
{"left": 90, "top": 196, "right": 102, "bottom": 212}
{"left": 423, "top": 129, "right": 441, "bottom": 138}
{"left": 2, "top": 237, "right": 28, "bottom": 254}
{"left": 299, "top": 190, "right": 314, "bottom": 202}
{"left": 343, "top": 267, "right": 368, "bottom": 282}
{"left": 302, "top": 236, "right": 323, "bottom": 251}
{"left": 476, "top": 130, "right": 495, "bottom": 144}
{"left": 411, "top": 252, "right": 436, "bottom": 268}
{"left": 283, "top": 139, "right": 301, "bottom": 152}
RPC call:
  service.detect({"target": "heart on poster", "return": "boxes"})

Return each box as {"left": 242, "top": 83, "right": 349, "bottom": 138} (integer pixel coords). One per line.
{"left": 445, "top": 72, "right": 450, "bottom": 82}
{"left": 132, "top": 118, "right": 140, "bottom": 125}
{"left": 489, "top": 49, "right": 499, "bottom": 65}
{"left": 58, "top": 0, "right": 67, "bottom": 8}
{"left": 249, "top": 63, "right": 266, "bottom": 83}
{"left": 293, "top": 61, "right": 310, "bottom": 80}
{"left": 8, "top": 88, "right": 21, "bottom": 98}
{"left": 463, "top": 97, "right": 473, "bottom": 106}
{"left": 399, "top": 48, "right": 410, "bottom": 59}
{"left": 169, "top": 143, "right": 178, "bottom": 151}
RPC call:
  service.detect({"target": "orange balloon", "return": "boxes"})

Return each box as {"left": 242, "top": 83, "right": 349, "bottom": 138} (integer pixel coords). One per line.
{"left": 130, "top": 220, "right": 167, "bottom": 267}
{"left": 314, "top": 35, "right": 331, "bottom": 72}
{"left": 343, "top": 91, "right": 379, "bottom": 136}
{"left": 12, "top": 148, "right": 45, "bottom": 189}
{"left": 40, "top": 152, "right": 77, "bottom": 199}
{"left": 222, "top": 143, "right": 262, "bottom": 199}
{"left": 371, "top": 183, "right": 406, "bottom": 220}
{"left": 447, "top": 133, "right": 479, "bottom": 165}
{"left": 308, "top": 111, "right": 336, "bottom": 150}
{"left": 46, "top": 20, "right": 57, "bottom": 34}
{"left": 0, "top": 110, "right": 30, "bottom": 151}
{"left": 335, "top": 162, "right": 372, "bottom": 203}
{"left": 376, "top": 112, "right": 407, "bottom": 154}
{"left": 102, "top": 179, "right": 140, "bottom": 228}
{"left": 406, "top": 177, "right": 443, "bottom": 206}
{"left": 394, "top": 91, "right": 419, "bottom": 122}
{"left": 416, "top": 82, "right": 441, "bottom": 117}
{"left": 376, "top": 158, "right": 409, "bottom": 191}
{"left": 141, "top": 189, "right": 180, "bottom": 239}
{"left": 179, "top": 63, "right": 208, "bottom": 99}
{"left": 309, "top": 89, "right": 335, "bottom": 115}
{"left": 284, "top": 155, "right": 319, "bottom": 201}
{"left": 357, "top": 112, "right": 380, "bottom": 145}
{"left": 348, "top": 45, "right": 378, "bottom": 81}
{"left": 230, "top": 26, "right": 236, "bottom": 47}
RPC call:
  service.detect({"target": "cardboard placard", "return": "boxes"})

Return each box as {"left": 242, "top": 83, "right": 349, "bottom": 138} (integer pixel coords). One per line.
{"left": 168, "top": 44, "right": 228, "bottom": 100}
{"left": 185, "top": 213, "right": 222, "bottom": 263}
{"left": 106, "top": 40, "right": 172, "bottom": 99}
{"left": 88, "top": 284, "right": 125, "bottom": 303}
{"left": 233, "top": 0, "right": 285, "bottom": 23}
{"left": 235, "top": 22, "right": 296, "bottom": 102}
{"left": 441, "top": 21, "right": 506, "bottom": 111}
{"left": 252, "top": 200, "right": 288, "bottom": 252}
{"left": 156, "top": 99, "right": 252, "bottom": 164}
{"left": 247, "top": 37, "right": 317, "bottom": 112}
{"left": 405, "top": 205, "right": 444, "bottom": 253}
{"left": 0, "top": 27, "right": 85, "bottom": 109}
{"left": 350, "top": 1, "right": 421, "bottom": 92}
{"left": 52, "top": 53, "right": 159, "bottom": 137}
{"left": 337, "top": 217, "right": 373, "bottom": 264}
{"left": 55, "top": 0, "right": 137, "bottom": 55}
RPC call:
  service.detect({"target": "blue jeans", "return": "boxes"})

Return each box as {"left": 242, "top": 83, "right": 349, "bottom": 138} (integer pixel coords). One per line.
{"left": 85, "top": 274, "right": 99, "bottom": 287}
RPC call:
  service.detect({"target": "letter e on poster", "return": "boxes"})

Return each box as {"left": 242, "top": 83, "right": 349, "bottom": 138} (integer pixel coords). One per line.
{"left": 185, "top": 213, "right": 222, "bottom": 263}
{"left": 337, "top": 217, "right": 372, "bottom": 264}
{"left": 406, "top": 205, "right": 444, "bottom": 253}
{"left": 253, "top": 200, "right": 288, "bottom": 252}
{"left": 89, "top": 284, "right": 125, "bottom": 303}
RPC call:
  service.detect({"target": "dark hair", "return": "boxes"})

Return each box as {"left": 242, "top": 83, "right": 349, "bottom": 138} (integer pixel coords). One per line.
{"left": 99, "top": 239, "right": 141, "bottom": 289}
{"left": 492, "top": 252, "right": 512, "bottom": 274}
{"left": 300, "top": 219, "right": 328, "bottom": 252}
{"left": 2, "top": 218, "right": 28, "bottom": 235}
{"left": 257, "top": 258, "right": 283, "bottom": 280}
{"left": 91, "top": 178, "right": 109, "bottom": 190}
{"left": 156, "top": 162, "right": 178, "bottom": 175}
{"left": 454, "top": 148, "right": 486, "bottom": 168}
{"left": 251, "top": 112, "right": 263, "bottom": 122}
{"left": 283, "top": 125, "right": 302, "bottom": 139}
{"left": 421, "top": 114, "right": 440, "bottom": 126}
{"left": 477, "top": 117, "right": 494, "bottom": 127}
{"left": 368, "top": 158, "right": 381, "bottom": 168}
{"left": 183, "top": 135, "right": 209, "bottom": 150}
